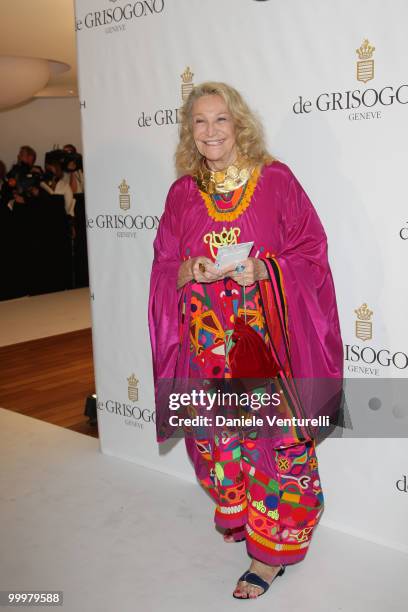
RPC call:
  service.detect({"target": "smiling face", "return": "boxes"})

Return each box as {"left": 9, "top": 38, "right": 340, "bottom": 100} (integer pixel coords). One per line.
{"left": 191, "top": 94, "right": 237, "bottom": 171}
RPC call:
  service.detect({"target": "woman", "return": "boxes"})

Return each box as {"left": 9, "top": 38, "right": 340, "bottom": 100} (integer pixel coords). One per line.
{"left": 61, "top": 144, "right": 85, "bottom": 196}
{"left": 41, "top": 160, "right": 76, "bottom": 219}
{"left": 148, "top": 82, "right": 343, "bottom": 599}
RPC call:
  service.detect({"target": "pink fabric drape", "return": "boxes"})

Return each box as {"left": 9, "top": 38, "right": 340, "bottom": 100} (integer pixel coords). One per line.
{"left": 148, "top": 162, "right": 343, "bottom": 445}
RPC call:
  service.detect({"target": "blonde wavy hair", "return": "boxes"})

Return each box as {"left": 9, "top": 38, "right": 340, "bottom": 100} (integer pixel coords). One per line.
{"left": 175, "top": 81, "right": 274, "bottom": 177}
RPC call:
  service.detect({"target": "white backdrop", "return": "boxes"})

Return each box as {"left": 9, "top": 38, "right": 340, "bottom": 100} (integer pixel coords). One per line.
{"left": 74, "top": 0, "right": 408, "bottom": 553}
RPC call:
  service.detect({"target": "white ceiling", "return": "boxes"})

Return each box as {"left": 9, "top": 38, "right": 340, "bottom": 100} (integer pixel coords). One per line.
{"left": 0, "top": 0, "right": 78, "bottom": 98}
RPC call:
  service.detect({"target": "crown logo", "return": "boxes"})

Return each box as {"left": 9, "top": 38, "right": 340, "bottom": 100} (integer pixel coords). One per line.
{"left": 119, "top": 179, "right": 129, "bottom": 194}
{"left": 356, "top": 39, "right": 375, "bottom": 60}
{"left": 355, "top": 303, "right": 373, "bottom": 321}
{"left": 203, "top": 226, "right": 241, "bottom": 259}
{"left": 181, "top": 66, "right": 194, "bottom": 83}
{"left": 356, "top": 39, "right": 375, "bottom": 83}
{"left": 118, "top": 179, "right": 130, "bottom": 211}
{"left": 181, "top": 66, "right": 194, "bottom": 101}
{"left": 355, "top": 303, "right": 373, "bottom": 341}
{"left": 127, "top": 373, "right": 139, "bottom": 402}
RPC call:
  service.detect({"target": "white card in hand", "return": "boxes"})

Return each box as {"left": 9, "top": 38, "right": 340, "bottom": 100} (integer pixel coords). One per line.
{"left": 214, "top": 241, "right": 254, "bottom": 269}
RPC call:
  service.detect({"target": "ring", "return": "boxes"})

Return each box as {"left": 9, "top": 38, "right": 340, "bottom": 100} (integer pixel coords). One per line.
{"left": 235, "top": 264, "right": 245, "bottom": 273}
{"left": 199, "top": 263, "right": 206, "bottom": 273}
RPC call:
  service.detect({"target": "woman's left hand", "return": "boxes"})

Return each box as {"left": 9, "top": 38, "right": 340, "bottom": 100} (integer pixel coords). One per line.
{"left": 221, "top": 257, "right": 269, "bottom": 286}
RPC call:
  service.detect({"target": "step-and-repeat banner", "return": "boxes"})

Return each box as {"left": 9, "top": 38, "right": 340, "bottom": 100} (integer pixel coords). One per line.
{"left": 75, "top": 0, "right": 407, "bottom": 552}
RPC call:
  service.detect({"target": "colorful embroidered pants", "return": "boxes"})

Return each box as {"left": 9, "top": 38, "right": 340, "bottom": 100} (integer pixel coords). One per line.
{"left": 194, "top": 433, "right": 324, "bottom": 566}
{"left": 188, "top": 278, "right": 324, "bottom": 565}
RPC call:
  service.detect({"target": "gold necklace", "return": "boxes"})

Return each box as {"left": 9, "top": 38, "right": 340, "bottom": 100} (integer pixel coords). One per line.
{"left": 198, "top": 165, "right": 261, "bottom": 222}
{"left": 195, "top": 156, "right": 253, "bottom": 194}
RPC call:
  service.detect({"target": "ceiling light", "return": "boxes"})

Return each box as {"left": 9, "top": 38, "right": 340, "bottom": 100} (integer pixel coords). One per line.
{"left": 0, "top": 56, "right": 70, "bottom": 110}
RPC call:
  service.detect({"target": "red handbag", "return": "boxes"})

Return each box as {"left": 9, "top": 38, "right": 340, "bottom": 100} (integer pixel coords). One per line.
{"left": 229, "top": 315, "right": 280, "bottom": 380}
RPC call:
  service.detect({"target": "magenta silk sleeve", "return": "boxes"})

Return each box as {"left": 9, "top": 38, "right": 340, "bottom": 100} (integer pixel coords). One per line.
{"left": 148, "top": 178, "right": 194, "bottom": 444}
{"left": 258, "top": 166, "right": 345, "bottom": 441}
{"left": 271, "top": 167, "right": 344, "bottom": 381}
{"left": 148, "top": 180, "right": 183, "bottom": 382}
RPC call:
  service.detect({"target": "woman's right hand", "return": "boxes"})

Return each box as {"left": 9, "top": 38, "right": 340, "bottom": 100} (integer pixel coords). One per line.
{"left": 177, "top": 257, "right": 221, "bottom": 289}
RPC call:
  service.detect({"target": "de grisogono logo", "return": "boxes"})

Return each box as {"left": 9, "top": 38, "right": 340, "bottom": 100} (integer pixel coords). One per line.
{"left": 86, "top": 178, "right": 159, "bottom": 238}
{"left": 293, "top": 39, "right": 408, "bottom": 121}
{"left": 97, "top": 373, "right": 156, "bottom": 429}
{"left": 75, "top": 0, "right": 165, "bottom": 35}
{"left": 345, "top": 303, "right": 408, "bottom": 376}
{"left": 137, "top": 66, "right": 194, "bottom": 128}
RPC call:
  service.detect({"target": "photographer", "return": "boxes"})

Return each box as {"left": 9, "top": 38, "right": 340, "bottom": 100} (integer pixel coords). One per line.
{"left": 1, "top": 146, "right": 41, "bottom": 211}
{"left": 61, "top": 144, "right": 84, "bottom": 195}
{"left": 40, "top": 153, "right": 76, "bottom": 239}
{"left": 2, "top": 168, "right": 43, "bottom": 213}
{"left": 61, "top": 145, "right": 89, "bottom": 289}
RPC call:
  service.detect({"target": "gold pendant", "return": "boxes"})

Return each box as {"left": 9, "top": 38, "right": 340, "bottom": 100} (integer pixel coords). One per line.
{"left": 199, "top": 166, "right": 261, "bottom": 222}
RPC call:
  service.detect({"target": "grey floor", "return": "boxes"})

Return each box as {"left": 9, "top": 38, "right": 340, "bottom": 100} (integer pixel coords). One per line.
{"left": 0, "top": 287, "right": 91, "bottom": 347}
{"left": 1, "top": 407, "right": 407, "bottom": 612}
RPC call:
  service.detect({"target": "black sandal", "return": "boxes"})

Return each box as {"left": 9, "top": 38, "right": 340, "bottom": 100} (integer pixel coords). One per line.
{"left": 233, "top": 565, "right": 285, "bottom": 599}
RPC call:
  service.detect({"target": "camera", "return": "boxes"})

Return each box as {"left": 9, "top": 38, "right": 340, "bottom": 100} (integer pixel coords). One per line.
{"left": 5, "top": 163, "right": 43, "bottom": 199}
{"left": 45, "top": 149, "right": 83, "bottom": 173}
